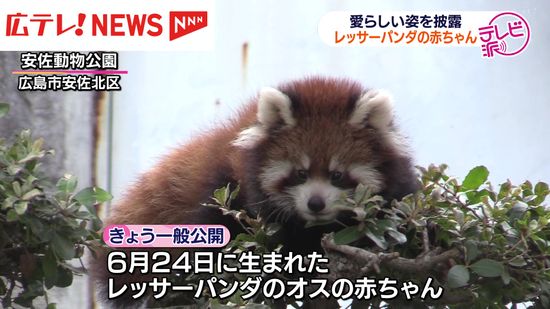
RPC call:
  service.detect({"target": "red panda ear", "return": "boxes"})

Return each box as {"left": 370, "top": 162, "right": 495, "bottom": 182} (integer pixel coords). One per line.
{"left": 232, "top": 87, "right": 295, "bottom": 149}
{"left": 257, "top": 87, "right": 296, "bottom": 129}
{"left": 348, "top": 89, "right": 394, "bottom": 130}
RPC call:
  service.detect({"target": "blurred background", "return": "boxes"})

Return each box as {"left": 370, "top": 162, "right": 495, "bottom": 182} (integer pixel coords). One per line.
{"left": 0, "top": 0, "right": 549, "bottom": 308}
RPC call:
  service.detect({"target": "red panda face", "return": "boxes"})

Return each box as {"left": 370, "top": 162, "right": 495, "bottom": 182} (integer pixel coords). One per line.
{"left": 256, "top": 152, "right": 384, "bottom": 223}
{"left": 233, "top": 78, "right": 412, "bottom": 224}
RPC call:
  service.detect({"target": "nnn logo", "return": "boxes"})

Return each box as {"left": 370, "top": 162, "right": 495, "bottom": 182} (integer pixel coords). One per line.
{"left": 169, "top": 11, "right": 208, "bottom": 41}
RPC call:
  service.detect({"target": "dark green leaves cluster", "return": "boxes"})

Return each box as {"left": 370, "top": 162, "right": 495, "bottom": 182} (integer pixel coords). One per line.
{"left": 0, "top": 111, "right": 112, "bottom": 308}
{"left": 418, "top": 165, "right": 548, "bottom": 307}
{"left": 206, "top": 184, "right": 282, "bottom": 255}
{"left": 331, "top": 184, "right": 407, "bottom": 250}
{"left": 333, "top": 164, "right": 549, "bottom": 307}
{"left": 202, "top": 164, "right": 550, "bottom": 308}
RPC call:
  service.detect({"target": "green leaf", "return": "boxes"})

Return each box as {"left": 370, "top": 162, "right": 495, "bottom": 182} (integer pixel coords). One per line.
{"left": 7, "top": 165, "right": 22, "bottom": 176}
{"left": 498, "top": 180, "right": 512, "bottom": 200}
{"left": 51, "top": 234, "right": 75, "bottom": 260}
{"left": 25, "top": 217, "right": 47, "bottom": 239}
{"left": 410, "top": 218, "right": 426, "bottom": 227}
{"left": 0, "top": 103, "right": 9, "bottom": 118}
{"left": 54, "top": 266, "right": 73, "bottom": 287}
{"left": 508, "top": 256, "right": 527, "bottom": 267}
{"left": 395, "top": 201, "right": 412, "bottom": 216}
{"left": 43, "top": 249, "right": 58, "bottom": 289}
{"left": 465, "top": 240, "right": 480, "bottom": 263}
{"left": 365, "top": 228, "right": 388, "bottom": 250}
{"left": 2, "top": 196, "right": 17, "bottom": 210}
{"left": 254, "top": 230, "right": 267, "bottom": 245}
{"left": 508, "top": 202, "right": 528, "bottom": 221}
{"left": 264, "top": 223, "right": 281, "bottom": 236}
{"left": 467, "top": 189, "right": 492, "bottom": 204}
{"left": 12, "top": 181, "right": 22, "bottom": 197}
{"left": 6, "top": 209, "right": 18, "bottom": 222}
{"left": 13, "top": 295, "right": 33, "bottom": 307}
{"left": 471, "top": 259, "right": 504, "bottom": 277}
{"left": 234, "top": 233, "right": 254, "bottom": 243}
{"left": 353, "top": 183, "right": 370, "bottom": 204}
{"left": 47, "top": 303, "right": 57, "bottom": 309}
{"left": 56, "top": 174, "right": 78, "bottom": 196}
{"left": 212, "top": 187, "right": 226, "bottom": 206}
{"left": 447, "top": 265, "right": 470, "bottom": 288}
{"left": 229, "top": 184, "right": 240, "bottom": 201}
{"left": 333, "top": 226, "right": 362, "bottom": 245}
{"left": 501, "top": 269, "right": 511, "bottom": 285}
{"left": 534, "top": 182, "right": 549, "bottom": 204}
{"left": 534, "top": 181, "right": 549, "bottom": 195}
{"left": 387, "top": 230, "right": 407, "bottom": 244}
{"left": 22, "top": 188, "right": 42, "bottom": 201}
{"left": 461, "top": 166, "right": 489, "bottom": 191}
{"left": 14, "top": 201, "right": 28, "bottom": 215}
{"left": 74, "top": 187, "right": 112, "bottom": 207}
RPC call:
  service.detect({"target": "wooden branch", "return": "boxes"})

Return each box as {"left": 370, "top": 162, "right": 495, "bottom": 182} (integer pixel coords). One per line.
{"left": 321, "top": 234, "right": 460, "bottom": 275}
{"left": 320, "top": 233, "right": 473, "bottom": 305}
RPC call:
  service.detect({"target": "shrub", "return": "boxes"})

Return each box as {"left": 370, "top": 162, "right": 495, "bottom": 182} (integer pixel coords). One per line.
{"left": 0, "top": 103, "right": 112, "bottom": 308}
{"left": 157, "top": 165, "right": 550, "bottom": 308}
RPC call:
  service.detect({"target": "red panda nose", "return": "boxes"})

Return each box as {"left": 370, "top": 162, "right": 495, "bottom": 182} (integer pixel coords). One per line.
{"left": 307, "top": 196, "right": 325, "bottom": 212}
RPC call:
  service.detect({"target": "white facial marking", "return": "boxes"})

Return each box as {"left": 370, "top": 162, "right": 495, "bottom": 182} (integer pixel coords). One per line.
{"left": 348, "top": 164, "right": 384, "bottom": 193}
{"left": 288, "top": 179, "right": 347, "bottom": 222}
{"left": 232, "top": 125, "right": 266, "bottom": 149}
{"left": 259, "top": 160, "right": 293, "bottom": 193}
{"left": 257, "top": 87, "right": 296, "bottom": 128}
{"left": 329, "top": 157, "right": 343, "bottom": 171}
{"left": 300, "top": 154, "right": 311, "bottom": 169}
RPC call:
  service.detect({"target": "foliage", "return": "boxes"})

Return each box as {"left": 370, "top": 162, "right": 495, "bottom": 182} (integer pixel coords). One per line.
{"left": 154, "top": 164, "right": 550, "bottom": 308}
{"left": 329, "top": 164, "right": 550, "bottom": 308}
{"left": 0, "top": 104, "right": 112, "bottom": 308}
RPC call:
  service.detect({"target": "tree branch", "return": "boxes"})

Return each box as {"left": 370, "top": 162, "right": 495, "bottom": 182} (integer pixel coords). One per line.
{"left": 319, "top": 233, "right": 474, "bottom": 305}
{"left": 321, "top": 234, "right": 461, "bottom": 275}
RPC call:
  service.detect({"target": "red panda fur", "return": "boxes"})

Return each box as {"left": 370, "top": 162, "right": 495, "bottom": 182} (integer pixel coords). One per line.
{"left": 91, "top": 76, "right": 419, "bottom": 307}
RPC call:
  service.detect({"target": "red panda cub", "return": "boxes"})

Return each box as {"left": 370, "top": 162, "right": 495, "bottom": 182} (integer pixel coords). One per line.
{"left": 92, "top": 76, "right": 419, "bottom": 306}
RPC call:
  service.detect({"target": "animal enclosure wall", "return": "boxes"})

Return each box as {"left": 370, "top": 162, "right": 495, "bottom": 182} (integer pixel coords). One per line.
{"left": 107, "top": 0, "right": 550, "bottom": 209}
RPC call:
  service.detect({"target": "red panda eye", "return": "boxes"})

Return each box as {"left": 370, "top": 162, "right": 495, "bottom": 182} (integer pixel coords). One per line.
{"left": 296, "top": 169, "right": 308, "bottom": 180}
{"left": 330, "top": 171, "right": 343, "bottom": 181}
